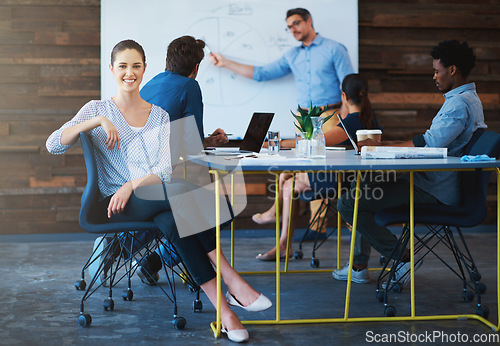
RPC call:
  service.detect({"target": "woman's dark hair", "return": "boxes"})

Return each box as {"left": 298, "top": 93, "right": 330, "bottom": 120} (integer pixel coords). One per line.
{"left": 111, "top": 39, "right": 146, "bottom": 65}
{"left": 342, "top": 73, "right": 375, "bottom": 129}
{"left": 165, "top": 36, "right": 205, "bottom": 77}
{"left": 430, "top": 40, "right": 476, "bottom": 77}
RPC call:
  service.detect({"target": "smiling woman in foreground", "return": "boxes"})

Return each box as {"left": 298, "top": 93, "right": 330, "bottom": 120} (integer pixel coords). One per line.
{"left": 46, "top": 39, "right": 271, "bottom": 343}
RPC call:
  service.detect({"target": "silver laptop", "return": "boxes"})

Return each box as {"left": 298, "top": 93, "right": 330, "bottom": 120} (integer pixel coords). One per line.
{"left": 337, "top": 113, "right": 360, "bottom": 155}
{"left": 205, "top": 112, "right": 274, "bottom": 156}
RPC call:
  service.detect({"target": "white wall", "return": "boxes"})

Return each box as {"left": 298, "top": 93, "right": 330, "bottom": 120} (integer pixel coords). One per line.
{"left": 101, "top": 0, "right": 358, "bottom": 138}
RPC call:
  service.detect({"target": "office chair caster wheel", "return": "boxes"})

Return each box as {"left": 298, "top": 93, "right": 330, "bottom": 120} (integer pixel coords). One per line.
{"left": 376, "top": 292, "right": 386, "bottom": 303}
{"left": 294, "top": 250, "right": 303, "bottom": 260}
{"left": 471, "top": 271, "right": 481, "bottom": 282}
{"left": 75, "top": 280, "right": 86, "bottom": 291}
{"left": 476, "top": 305, "right": 489, "bottom": 319}
{"left": 462, "top": 290, "right": 475, "bottom": 302}
{"left": 78, "top": 314, "right": 92, "bottom": 327}
{"left": 103, "top": 298, "right": 114, "bottom": 311}
{"left": 172, "top": 316, "right": 186, "bottom": 330}
{"left": 311, "top": 258, "right": 320, "bottom": 268}
{"left": 193, "top": 299, "right": 203, "bottom": 312}
{"left": 379, "top": 256, "right": 389, "bottom": 266}
{"left": 392, "top": 283, "right": 403, "bottom": 294}
{"left": 477, "top": 283, "right": 487, "bottom": 294}
{"left": 122, "top": 289, "right": 134, "bottom": 301}
{"left": 384, "top": 306, "right": 396, "bottom": 317}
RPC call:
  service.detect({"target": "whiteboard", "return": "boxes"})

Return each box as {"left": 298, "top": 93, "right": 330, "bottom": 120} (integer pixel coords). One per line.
{"left": 101, "top": 0, "right": 358, "bottom": 139}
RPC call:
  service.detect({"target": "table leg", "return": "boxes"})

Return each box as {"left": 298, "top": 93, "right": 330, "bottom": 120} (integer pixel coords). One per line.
{"left": 497, "top": 168, "right": 500, "bottom": 331}
{"left": 275, "top": 172, "right": 281, "bottom": 322}
{"left": 230, "top": 174, "right": 235, "bottom": 267}
{"left": 409, "top": 171, "right": 416, "bottom": 318}
{"left": 343, "top": 170, "right": 361, "bottom": 320}
{"left": 284, "top": 173, "right": 295, "bottom": 272}
{"left": 210, "top": 170, "right": 222, "bottom": 337}
{"left": 337, "top": 172, "right": 342, "bottom": 270}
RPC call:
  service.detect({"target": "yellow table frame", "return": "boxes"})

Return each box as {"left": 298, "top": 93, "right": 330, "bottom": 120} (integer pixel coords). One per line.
{"left": 209, "top": 167, "right": 500, "bottom": 336}
{"left": 228, "top": 170, "right": 344, "bottom": 273}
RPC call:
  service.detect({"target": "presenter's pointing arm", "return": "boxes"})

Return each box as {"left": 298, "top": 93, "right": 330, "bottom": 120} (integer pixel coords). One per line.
{"left": 209, "top": 53, "right": 254, "bottom": 79}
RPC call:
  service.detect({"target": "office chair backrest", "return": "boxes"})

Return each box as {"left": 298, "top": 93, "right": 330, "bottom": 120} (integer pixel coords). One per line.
{"left": 461, "top": 130, "right": 500, "bottom": 225}
{"left": 79, "top": 132, "right": 171, "bottom": 235}
{"left": 79, "top": 132, "right": 107, "bottom": 229}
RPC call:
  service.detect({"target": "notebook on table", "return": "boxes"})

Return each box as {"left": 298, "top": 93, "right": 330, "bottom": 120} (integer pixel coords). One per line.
{"left": 204, "top": 112, "right": 274, "bottom": 156}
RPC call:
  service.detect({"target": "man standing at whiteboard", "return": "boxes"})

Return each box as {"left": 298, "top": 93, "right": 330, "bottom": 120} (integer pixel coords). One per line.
{"left": 210, "top": 7, "right": 354, "bottom": 238}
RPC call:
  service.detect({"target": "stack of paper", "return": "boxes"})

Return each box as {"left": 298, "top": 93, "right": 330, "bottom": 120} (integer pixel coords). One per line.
{"left": 361, "top": 146, "right": 447, "bottom": 159}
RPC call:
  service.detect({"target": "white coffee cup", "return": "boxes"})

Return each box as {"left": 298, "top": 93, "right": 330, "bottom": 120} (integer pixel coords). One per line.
{"left": 356, "top": 129, "right": 382, "bottom": 142}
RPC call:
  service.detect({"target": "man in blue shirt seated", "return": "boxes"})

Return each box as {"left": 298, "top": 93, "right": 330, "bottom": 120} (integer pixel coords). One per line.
{"left": 135, "top": 36, "right": 232, "bottom": 284}
{"left": 209, "top": 7, "right": 355, "bottom": 238}
{"left": 140, "top": 35, "right": 228, "bottom": 148}
{"left": 332, "top": 40, "right": 487, "bottom": 285}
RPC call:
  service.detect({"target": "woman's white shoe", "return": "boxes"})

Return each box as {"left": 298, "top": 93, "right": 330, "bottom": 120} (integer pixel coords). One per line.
{"left": 221, "top": 327, "right": 249, "bottom": 343}
{"left": 226, "top": 292, "right": 272, "bottom": 312}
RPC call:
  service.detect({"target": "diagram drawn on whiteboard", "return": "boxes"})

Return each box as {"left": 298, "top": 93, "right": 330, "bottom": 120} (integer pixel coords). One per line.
{"left": 186, "top": 17, "right": 270, "bottom": 107}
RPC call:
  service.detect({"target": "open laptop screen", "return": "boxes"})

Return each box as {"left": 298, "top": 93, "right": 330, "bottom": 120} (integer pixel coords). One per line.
{"left": 240, "top": 112, "right": 275, "bottom": 152}
{"left": 336, "top": 113, "right": 360, "bottom": 155}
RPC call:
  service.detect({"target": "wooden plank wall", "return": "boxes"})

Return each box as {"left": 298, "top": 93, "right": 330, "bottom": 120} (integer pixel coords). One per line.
{"left": 0, "top": 0, "right": 498, "bottom": 235}
{"left": 0, "top": 0, "right": 99, "bottom": 234}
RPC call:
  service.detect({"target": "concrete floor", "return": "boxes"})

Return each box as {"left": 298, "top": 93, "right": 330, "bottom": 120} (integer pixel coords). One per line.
{"left": 1, "top": 227, "right": 499, "bottom": 345}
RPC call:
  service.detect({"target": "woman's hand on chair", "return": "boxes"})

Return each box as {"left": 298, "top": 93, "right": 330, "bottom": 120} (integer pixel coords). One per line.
{"left": 99, "top": 116, "right": 121, "bottom": 150}
{"left": 107, "top": 182, "right": 133, "bottom": 218}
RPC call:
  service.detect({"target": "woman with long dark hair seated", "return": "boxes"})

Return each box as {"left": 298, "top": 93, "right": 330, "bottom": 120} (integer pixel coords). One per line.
{"left": 253, "top": 74, "right": 379, "bottom": 263}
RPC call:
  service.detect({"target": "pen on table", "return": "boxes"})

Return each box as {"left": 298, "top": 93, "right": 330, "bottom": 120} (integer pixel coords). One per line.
{"left": 208, "top": 133, "right": 233, "bottom": 137}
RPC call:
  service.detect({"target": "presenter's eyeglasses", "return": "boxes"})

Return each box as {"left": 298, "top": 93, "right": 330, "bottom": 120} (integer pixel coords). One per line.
{"left": 286, "top": 19, "right": 303, "bottom": 31}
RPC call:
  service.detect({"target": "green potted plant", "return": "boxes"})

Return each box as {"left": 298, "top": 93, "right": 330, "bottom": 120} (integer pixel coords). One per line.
{"left": 290, "top": 102, "right": 336, "bottom": 139}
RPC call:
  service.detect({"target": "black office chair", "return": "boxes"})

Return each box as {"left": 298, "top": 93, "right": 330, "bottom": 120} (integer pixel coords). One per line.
{"left": 294, "top": 172, "right": 364, "bottom": 269}
{"left": 75, "top": 132, "right": 202, "bottom": 329}
{"left": 374, "top": 130, "right": 500, "bottom": 318}
{"left": 294, "top": 188, "right": 339, "bottom": 268}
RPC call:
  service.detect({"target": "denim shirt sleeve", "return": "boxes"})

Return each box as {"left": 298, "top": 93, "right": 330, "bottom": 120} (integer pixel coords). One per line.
{"left": 422, "top": 100, "right": 468, "bottom": 148}
{"left": 253, "top": 54, "right": 292, "bottom": 81}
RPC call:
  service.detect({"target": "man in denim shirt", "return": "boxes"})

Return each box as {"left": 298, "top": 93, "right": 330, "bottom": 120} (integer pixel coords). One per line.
{"left": 332, "top": 40, "right": 487, "bottom": 285}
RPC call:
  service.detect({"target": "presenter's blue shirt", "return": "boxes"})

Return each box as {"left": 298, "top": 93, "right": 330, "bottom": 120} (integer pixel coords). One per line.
{"left": 140, "top": 70, "right": 204, "bottom": 141}
{"left": 412, "top": 82, "right": 487, "bottom": 206}
{"left": 253, "top": 34, "right": 354, "bottom": 108}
